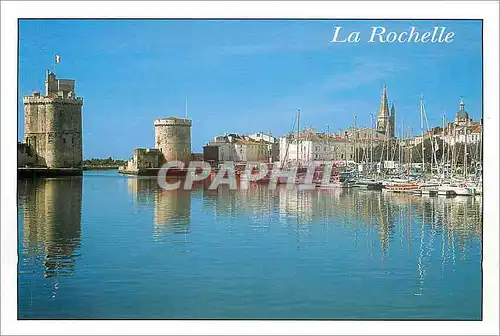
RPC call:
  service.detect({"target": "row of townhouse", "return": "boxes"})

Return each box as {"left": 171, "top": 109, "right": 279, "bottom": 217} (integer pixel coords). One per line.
{"left": 203, "top": 132, "right": 279, "bottom": 165}
{"left": 279, "top": 127, "right": 390, "bottom": 164}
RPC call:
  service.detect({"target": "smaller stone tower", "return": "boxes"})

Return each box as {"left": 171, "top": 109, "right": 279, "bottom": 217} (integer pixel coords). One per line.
{"left": 154, "top": 117, "right": 192, "bottom": 164}
{"left": 23, "top": 70, "right": 83, "bottom": 168}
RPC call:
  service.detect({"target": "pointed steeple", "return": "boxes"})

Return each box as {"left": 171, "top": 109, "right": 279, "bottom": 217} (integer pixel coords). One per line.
{"left": 376, "top": 85, "right": 390, "bottom": 134}
{"left": 379, "top": 84, "right": 389, "bottom": 117}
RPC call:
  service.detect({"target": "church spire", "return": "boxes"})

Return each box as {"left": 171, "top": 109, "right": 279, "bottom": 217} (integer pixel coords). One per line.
{"left": 379, "top": 84, "right": 389, "bottom": 117}
{"left": 376, "top": 84, "right": 390, "bottom": 134}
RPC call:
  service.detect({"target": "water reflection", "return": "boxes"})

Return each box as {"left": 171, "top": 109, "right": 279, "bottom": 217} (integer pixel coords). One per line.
{"left": 127, "top": 177, "right": 156, "bottom": 205}
{"left": 18, "top": 175, "right": 482, "bottom": 319}
{"left": 18, "top": 177, "right": 82, "bottom": 278}
{"left": 125, "top": 178, "right": 482, "bottom": 259}
{"left": 200, "top": 184, "right": 482, "bottom": 258}
{"left": 127, "top": 177, "right": 192, "bottom": 250}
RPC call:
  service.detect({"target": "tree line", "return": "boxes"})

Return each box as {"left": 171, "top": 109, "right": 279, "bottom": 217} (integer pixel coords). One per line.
{"left": 83, "top": 157, "right": 127, "bottom": 167}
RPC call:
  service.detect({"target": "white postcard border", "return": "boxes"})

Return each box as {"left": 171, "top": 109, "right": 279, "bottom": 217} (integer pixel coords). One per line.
{"left": 1, "top": 1, "right": 498, "bottom": 335}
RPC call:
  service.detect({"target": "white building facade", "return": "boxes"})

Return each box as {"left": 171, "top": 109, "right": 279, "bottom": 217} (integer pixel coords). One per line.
{"left": 204, "top": 133, "right": 279, "bottom": 164}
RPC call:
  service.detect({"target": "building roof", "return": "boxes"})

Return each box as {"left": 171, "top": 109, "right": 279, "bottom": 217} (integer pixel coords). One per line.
{"left": 456, "top": 98, "right": 470, "bottom": 119}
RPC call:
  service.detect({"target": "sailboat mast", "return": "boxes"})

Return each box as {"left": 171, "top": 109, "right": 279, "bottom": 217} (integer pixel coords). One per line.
{"left": 353, "top": 112, "right": 357, "bottom": 164}
{"left": 296, "top": 109, "right": 300, "bottom": 165}
{"left": 420, "top": 95, "right": 425, "bottom": 176}
{"left": 386, "top": 127, "right": 389, "bottom": 163}
{"left": 479, "top": 118, "right": 483, "bottom": 179}
{"left": 370, "top": 113, "right": 374, "bottom": 175}
{"left": 464, "top": 123, "right": 468, "bottom": 180}
{"left": 446, "top": 123, "right": 451, "bottom": 177}
{"left": 408, "top": 126, "right": 412, "bottom": 176}
{"left": 441, "top": 112, "right": 445, "bottom": 176}
{"left": 398, "top": 121, "right": 402, "bottom": 173}
{"left": 451, "top": 124, "right": 456, "bottom": 179}
{"left": 475, "top": 128, "right": 480, "bottom": 178}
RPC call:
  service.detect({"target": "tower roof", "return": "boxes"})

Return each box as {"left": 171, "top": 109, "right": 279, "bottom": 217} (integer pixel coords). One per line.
{"left": 456, "top": 98, "right": 469, "bottom": 119}
{"left": 378, "top": 85, "right": 389, "bottom": 118}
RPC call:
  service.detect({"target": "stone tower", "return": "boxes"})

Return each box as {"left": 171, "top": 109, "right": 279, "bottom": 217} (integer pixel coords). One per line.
{"left": 376, "top": 85, "right": 390, "bottom": 135}
{"left": 23, "top": 70, "right": 83, "bottom": 168}
{"left": 154, "top": 117, "right": 192, "bottom": 164}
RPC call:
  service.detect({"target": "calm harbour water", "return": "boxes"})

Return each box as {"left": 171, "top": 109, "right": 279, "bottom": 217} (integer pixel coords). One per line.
{"left": 18, "top": 170, "right": 482, "bottom": 320}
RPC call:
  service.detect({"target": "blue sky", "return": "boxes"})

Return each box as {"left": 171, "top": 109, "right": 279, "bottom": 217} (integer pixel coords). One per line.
{"left": 18, "top": 20, "right": 482, "bottom": 159}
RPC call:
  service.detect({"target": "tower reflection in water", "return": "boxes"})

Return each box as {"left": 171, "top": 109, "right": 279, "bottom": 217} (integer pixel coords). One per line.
{"left": 19, "top": 177, "right": 82, "bottom": 279}
{"left": 127, "top": 177, "right": 192, "bottom": 251}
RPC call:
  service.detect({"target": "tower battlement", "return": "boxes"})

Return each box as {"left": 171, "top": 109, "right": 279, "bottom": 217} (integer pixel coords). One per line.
{"left": 154, "top": 117, "right": 192, "bottom": 127}
{"left": 23, "top": 95, "right": 84, "bottom": 105}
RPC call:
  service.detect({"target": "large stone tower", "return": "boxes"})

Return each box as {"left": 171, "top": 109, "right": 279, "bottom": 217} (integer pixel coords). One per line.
{"left": 23, "top": 70, "right": 83, "bottom": 168}
{"left": 154, "top": 117, "right": 192, "bottom": 164}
